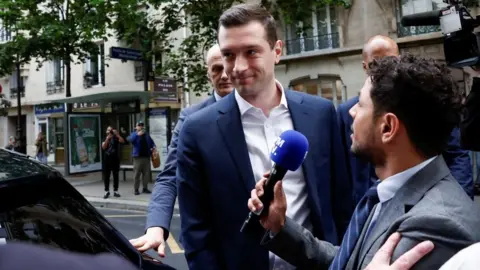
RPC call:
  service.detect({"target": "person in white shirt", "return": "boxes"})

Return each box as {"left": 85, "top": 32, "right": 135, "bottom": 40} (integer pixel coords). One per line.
{"left": 175, "top": 3, "right": 353, "bottom": 270}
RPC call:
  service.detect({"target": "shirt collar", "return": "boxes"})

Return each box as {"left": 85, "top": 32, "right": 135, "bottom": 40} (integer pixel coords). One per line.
{"left": 234, "top": 80, "right": 288, "bottom": 116}
{"left": 213, "top": 91, "right": 222, "bottom": 101}
{"left": 377, "top": 155, "right": 437, "bottom": 203}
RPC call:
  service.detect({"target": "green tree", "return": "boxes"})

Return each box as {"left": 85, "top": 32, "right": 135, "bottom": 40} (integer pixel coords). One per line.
{"left": 121, "top": 0, "right": 351, "bottom": 96}
{"left": 112, "top": 0, "right": 166, "bottom": 92}
{"left": 0, "top": 1, "right": 42, "bottom": 118}
{"left": 0, "top": 0, "right": 141, "bottom": 110}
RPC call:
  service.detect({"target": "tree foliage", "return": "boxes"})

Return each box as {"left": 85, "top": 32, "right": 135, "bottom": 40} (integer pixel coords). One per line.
{"left": 0, "top": 0, "right": 139, "bottom": 104}
{"left": 0, "top": 0, "right": 352, "bottom": 103}
{"left": 118, "top": 0, "right": 351, "bottom": 95}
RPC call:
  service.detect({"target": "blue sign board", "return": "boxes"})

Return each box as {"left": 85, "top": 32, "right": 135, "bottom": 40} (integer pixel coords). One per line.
{"left": 110, "top": 46, "right": 143, "bottom": 61}
{"left": 35, "top": 103, "right": 65, "bottom": 115}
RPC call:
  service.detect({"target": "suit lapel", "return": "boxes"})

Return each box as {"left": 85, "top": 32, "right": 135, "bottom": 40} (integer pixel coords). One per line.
{"left": 217, "top": 93, "right": 256, "bottom": 194}
{"left": 356, "top": 156, "right": 451, "bottom": 267}
{"left": 285, "top": 90, "right": 321, "bottom": 215}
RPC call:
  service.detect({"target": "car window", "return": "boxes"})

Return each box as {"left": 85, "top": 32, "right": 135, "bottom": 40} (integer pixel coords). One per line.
{"left": 0, "top": 150, "right": 51, "bottom": 181}
{"left": 0, "top": 173, "right": 141, "bottom": 267}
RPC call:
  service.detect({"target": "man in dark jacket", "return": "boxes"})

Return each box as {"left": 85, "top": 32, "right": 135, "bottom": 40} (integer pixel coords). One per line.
{"left": 129, "top": 43, "right": 234, "bottom": 257}
{"left": 337, "top": 35, "right": 473, "bottom": 202}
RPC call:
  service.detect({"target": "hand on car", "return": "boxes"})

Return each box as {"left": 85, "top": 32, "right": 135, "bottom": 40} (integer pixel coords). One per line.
{"left": 247, "top": 171, "right": 287, "bottom": 234}
{"left": 129, "top": 227, "right": 166, "bottom": 257}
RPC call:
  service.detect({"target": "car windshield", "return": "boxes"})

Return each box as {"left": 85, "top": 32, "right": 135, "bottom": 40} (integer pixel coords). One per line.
{"left": 0, "top": 172, "right": 141, "bottom": 267}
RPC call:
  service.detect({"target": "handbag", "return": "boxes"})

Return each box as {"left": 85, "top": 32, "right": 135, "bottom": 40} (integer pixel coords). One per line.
{"left": 151, "top": 148, "right": 161, "bottom": 168}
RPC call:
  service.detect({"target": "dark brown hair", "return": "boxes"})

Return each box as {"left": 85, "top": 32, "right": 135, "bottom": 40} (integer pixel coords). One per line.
{"left": 218, "top": 4, "right": 278, "bottom": 49}
{"left": 367, "top": 54, "right": 462, "bottom": 158}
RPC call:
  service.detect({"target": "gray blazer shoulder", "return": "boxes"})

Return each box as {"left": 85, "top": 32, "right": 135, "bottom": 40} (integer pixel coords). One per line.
{"left": 261, "top": 156, "right": 480, "bottom": 270}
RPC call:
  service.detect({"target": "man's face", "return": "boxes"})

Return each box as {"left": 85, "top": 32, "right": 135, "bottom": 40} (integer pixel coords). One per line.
{"left": 218, "top": 21, "right": 282, "bottom": 96}
{"left": 106, "top": 126, "right": 112, "bottom": 135}
{"left": 207, "top": 52, "right": 233, "bottom": 97}
{"left": 349, "top": 78, "right": 384, "bottom": 164}
{"left": 136, "top": 124, "right": 143, "bottom": 132}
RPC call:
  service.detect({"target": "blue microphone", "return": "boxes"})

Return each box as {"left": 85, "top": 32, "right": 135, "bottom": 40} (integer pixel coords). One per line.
{"left": 240, "top": 130, "right": 309, "bottom": 232}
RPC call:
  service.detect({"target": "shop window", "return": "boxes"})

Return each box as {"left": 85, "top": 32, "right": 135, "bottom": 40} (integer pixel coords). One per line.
{"left": 48, "top": 118, "right": 64, "bottom": 149}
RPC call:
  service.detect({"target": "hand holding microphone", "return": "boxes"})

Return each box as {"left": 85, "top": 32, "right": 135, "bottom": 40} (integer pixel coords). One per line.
{"left": 248, "top": 172, "right": 288, "bottom": 233}
{"left": 242, "top": 130, "right": 309, "bottom": 233}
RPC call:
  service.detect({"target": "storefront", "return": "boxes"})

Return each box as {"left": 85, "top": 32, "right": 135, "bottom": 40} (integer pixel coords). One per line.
{"left": 34, "top": 103, "right": 66, "bottom": 165}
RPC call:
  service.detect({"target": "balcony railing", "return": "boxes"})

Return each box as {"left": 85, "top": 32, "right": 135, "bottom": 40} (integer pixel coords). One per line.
{"left": 285, "top": 33, "right": 340, "bottom": 55}
{"left": 10, "top": 87, "right": 25, "bottom": 99}
{"left": 46, "top": 80, "right": 65, "bottom": 95}
{"left": 397, "top": 22, "right": 441, "bottom": 38}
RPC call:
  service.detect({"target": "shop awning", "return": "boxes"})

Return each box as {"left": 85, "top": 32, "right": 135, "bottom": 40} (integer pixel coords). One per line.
{"left": 39, "top": 91, "right": 151, "bottom": 105}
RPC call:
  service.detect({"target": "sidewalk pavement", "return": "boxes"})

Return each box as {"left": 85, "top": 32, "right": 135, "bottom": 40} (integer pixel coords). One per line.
{"left": 54, "top": 165, "right": 178, "bottom": 213}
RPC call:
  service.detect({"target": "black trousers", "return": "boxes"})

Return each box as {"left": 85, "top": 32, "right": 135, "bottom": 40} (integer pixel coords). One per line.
{"left": 104, "top": 156, "right": 120, "bottom": 192}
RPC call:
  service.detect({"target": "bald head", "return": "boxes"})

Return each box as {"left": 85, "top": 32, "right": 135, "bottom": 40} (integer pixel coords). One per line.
{"left": 205, "top": 43, "right": 233, "bottom": 97}
{"left": 206, "top": 44, "right": 222, "bottom": 66}
{"left": 362, "top": 35, "right": 399, "bottom": 71}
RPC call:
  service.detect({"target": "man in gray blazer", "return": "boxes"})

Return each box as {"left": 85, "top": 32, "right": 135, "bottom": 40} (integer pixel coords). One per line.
{"left": 248, "top": 55, "right": 480, "bottom": 270}
{"left": 130, "top": 44, "right": 233, "bottom": 256}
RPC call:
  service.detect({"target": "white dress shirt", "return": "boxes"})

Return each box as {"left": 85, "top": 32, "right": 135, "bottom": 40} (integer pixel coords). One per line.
{"left": 234, "top": 81, "right": 312, "bottom": 270}
{"left": 214, "top": 90, "right": 222, "bottom": 101}
{"left": 362, "top": 156, "right": 437, "bottom": 246}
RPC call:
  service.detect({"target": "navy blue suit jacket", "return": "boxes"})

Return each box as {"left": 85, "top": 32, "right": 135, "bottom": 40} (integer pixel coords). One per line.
{"left": 176, "top": 90, "right": 354, "bottom": 270}
{"left": 146, "top": 95, "right": 217, "bottom": 238}
{"left": 337, "top": 95, "right": 474, "bottom": 203}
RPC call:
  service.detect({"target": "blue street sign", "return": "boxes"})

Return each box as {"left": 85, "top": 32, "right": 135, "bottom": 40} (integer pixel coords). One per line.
{"left": 110, "top": 47, "right": 143, "bottom": 61}
{"left": 35, "top": 103, "right": 65, "bottom": 115}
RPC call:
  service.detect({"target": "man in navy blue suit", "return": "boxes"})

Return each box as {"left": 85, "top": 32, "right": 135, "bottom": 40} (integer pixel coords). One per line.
{"left": 176, "top": 4, "right": 353, "bottom": 270}
{"left": 337, "top": 35, "right": 473, "bottom": 204}
{"left": 129, "top": 44, "right": 234, "bottom": 257}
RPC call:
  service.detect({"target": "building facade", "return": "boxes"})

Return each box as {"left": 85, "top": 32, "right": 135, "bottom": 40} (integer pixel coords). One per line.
{"left": 273, "top": 0, "right": 477, "bottom": 104}
{"left": 0, "top": 24, "right": 183, "bottom": 166}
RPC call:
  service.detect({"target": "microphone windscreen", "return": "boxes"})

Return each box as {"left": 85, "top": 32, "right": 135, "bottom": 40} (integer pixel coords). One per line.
{"left": 270, "top": 130, "right": 309, "bottom": 171}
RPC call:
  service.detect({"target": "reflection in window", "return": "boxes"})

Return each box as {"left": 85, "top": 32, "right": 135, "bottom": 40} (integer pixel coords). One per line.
{"left": 290, "top": 77, "right": 346, "bottom": 107}
{"left": 1, "top": 195, "right": 136, "bottom": 262}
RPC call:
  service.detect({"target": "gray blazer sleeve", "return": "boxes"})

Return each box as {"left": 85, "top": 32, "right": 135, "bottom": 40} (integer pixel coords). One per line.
{"left": 145, "top": 109, "right": 188, "bottom": 238}
{"left": 391, "top": 214, "right": 475, "bottom": 270}
{"left": 260, "top": 217, "right": 339, "bottom": 270}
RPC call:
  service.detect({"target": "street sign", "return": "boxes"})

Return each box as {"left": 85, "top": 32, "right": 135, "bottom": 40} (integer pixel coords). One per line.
{"left": 35, "top": 103, "right": 65, "bottom": 115}
{"left": 153, "top": 78, "right": 178, "bottom": 102}
{"left": 110, "top": 47, "right": 143, "bottom": 61}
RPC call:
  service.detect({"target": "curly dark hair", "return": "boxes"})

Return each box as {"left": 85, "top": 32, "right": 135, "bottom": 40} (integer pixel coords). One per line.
{"left": 367, "top": 54, "right": 463, "bottom": 158}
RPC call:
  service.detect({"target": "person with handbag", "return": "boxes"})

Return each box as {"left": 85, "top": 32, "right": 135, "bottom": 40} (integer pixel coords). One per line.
{"left": 35, "top": 132, "right": 49, "bottom": 164}
{"left": 128, "top": 121, "right": 156, "bottom": 195}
